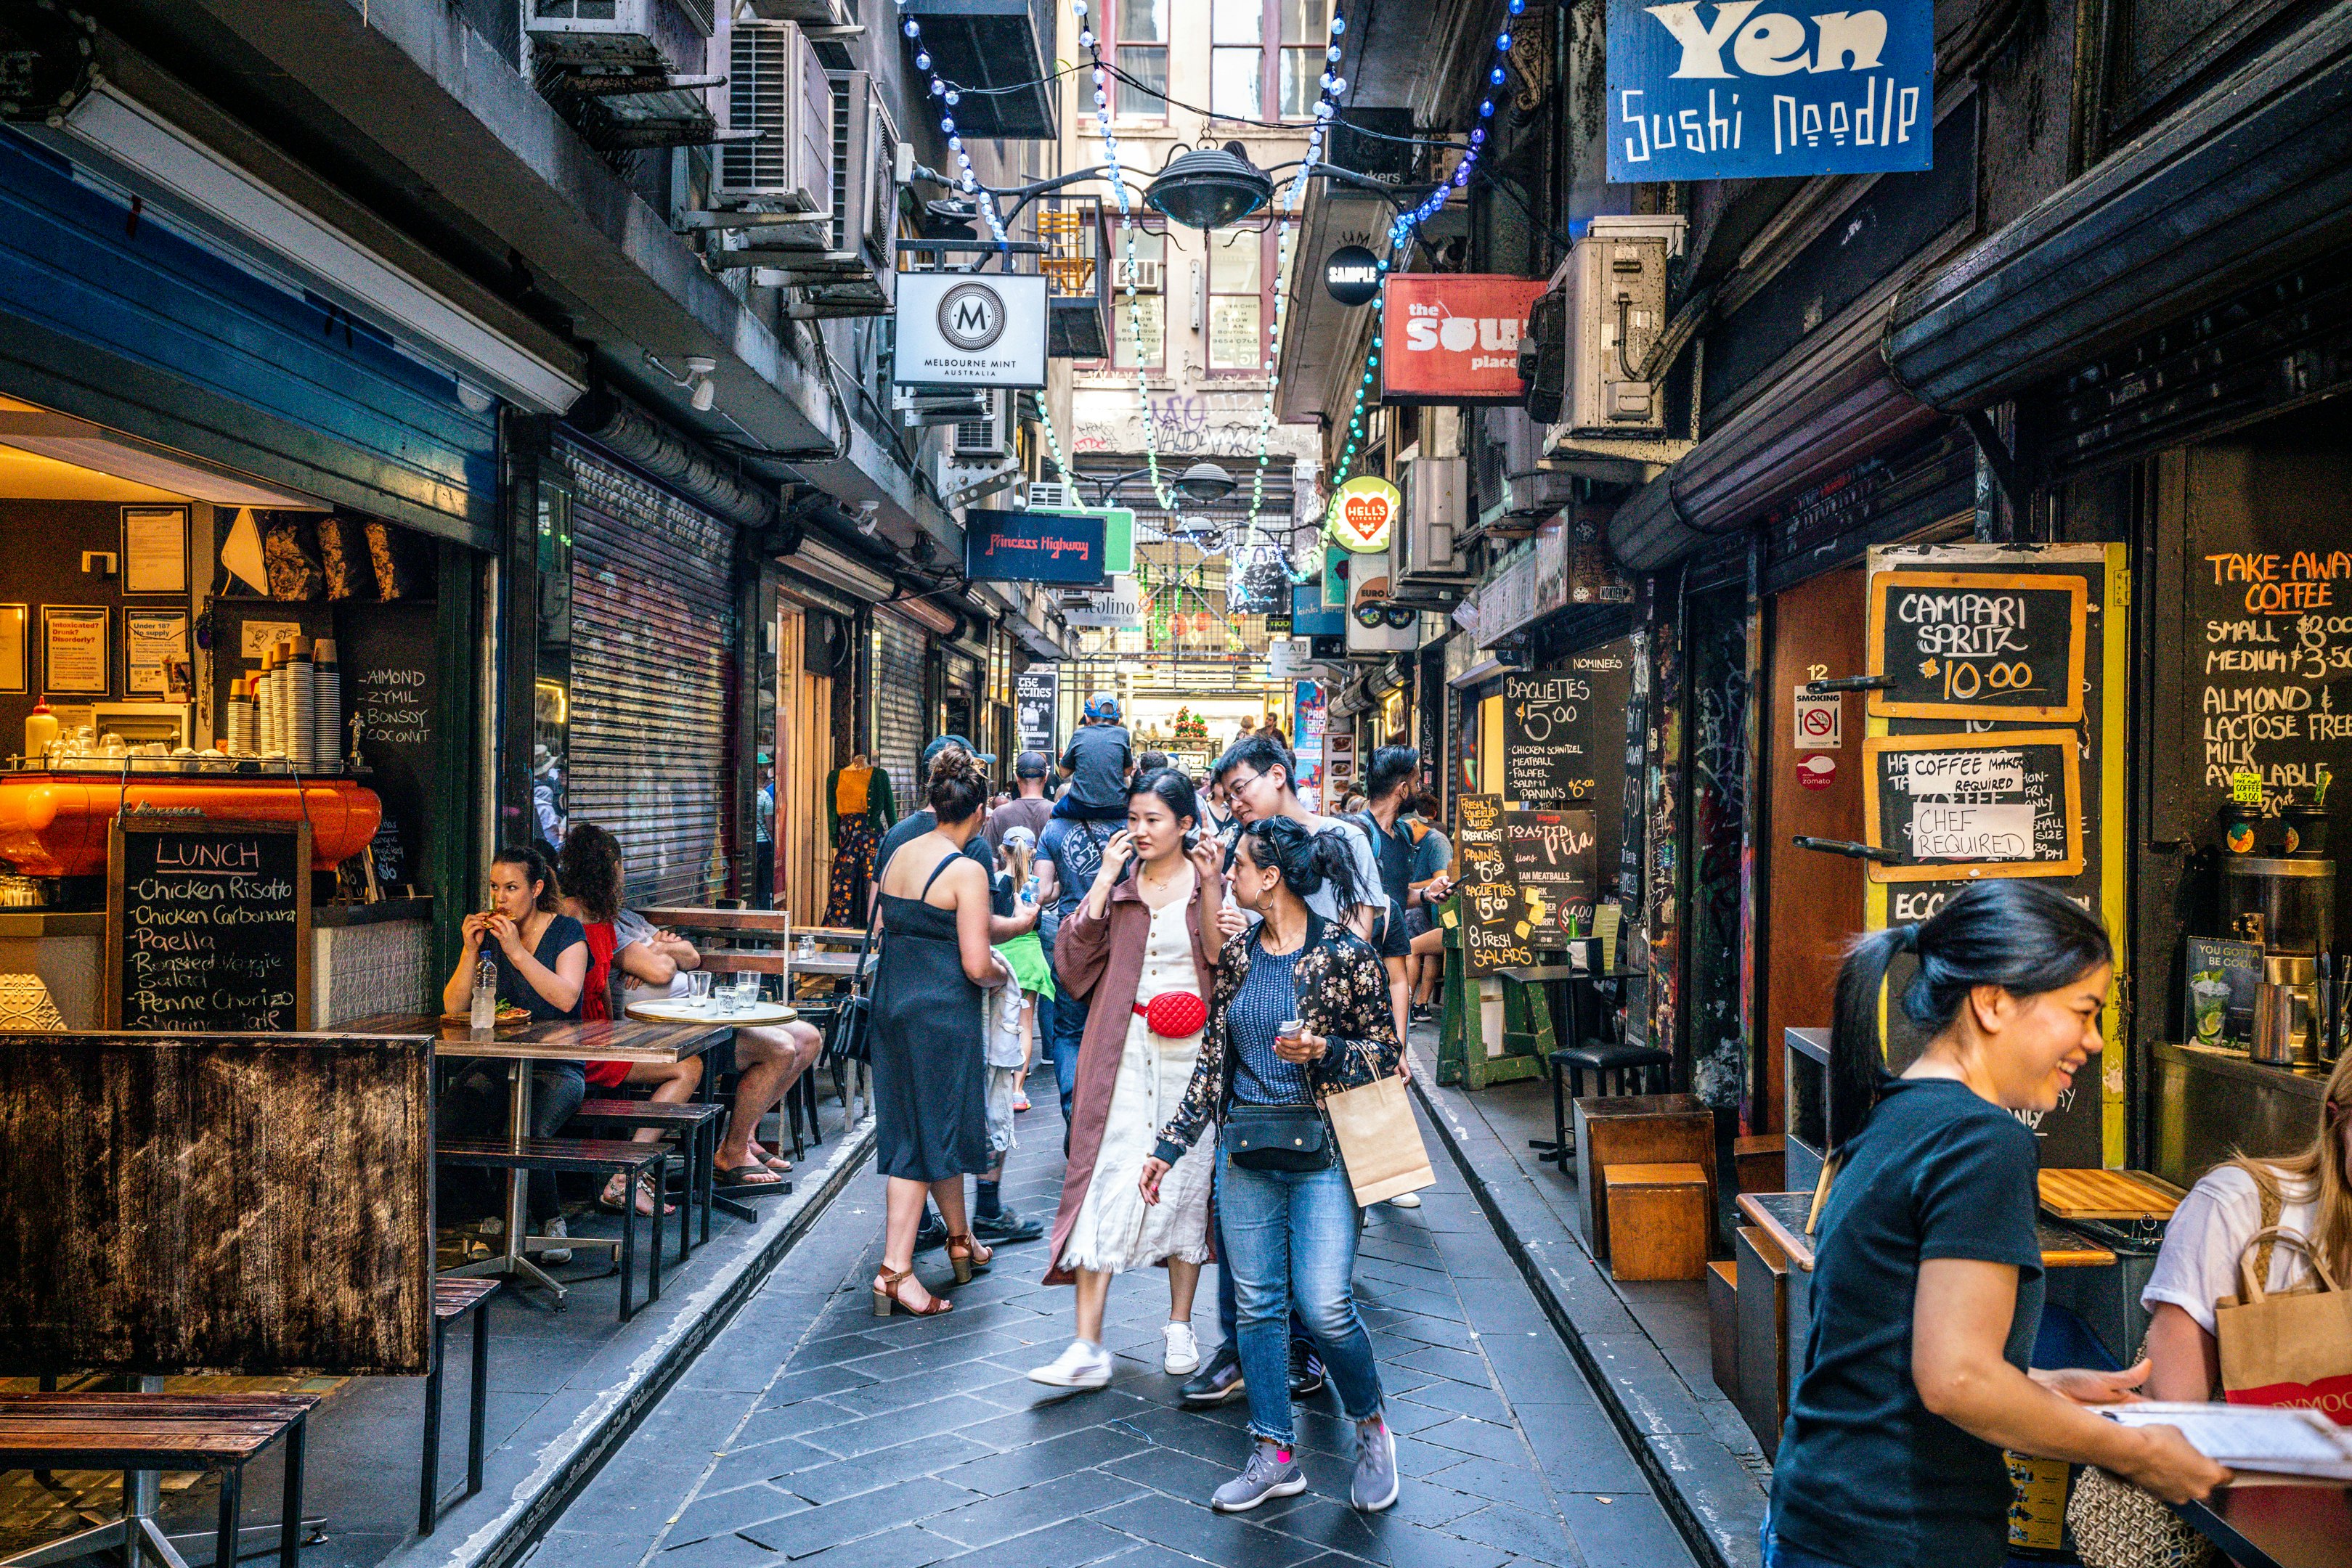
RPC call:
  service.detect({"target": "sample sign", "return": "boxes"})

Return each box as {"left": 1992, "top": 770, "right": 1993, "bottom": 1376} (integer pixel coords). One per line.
{"left": 1014, "top": 669, "right": 1058, "bottom": 754}
{"left": 1868, "top": 571, "right": 2088, "bottom": 722}
{"left": 1324, "top": 245, "right": 1383, "bottom": 306}
{"left": 964, "top": 509, "right": 1109, "bottom": 584}
{"left": 892, "top": 271, "right": 1049, "bottom": 389}
{"left": 1502, "top": 808, "right": 1598, "bottom": 937}
{"left": 1606, "top": 0, "right": 1934, "bottom": 182}
{"left": 1327, "top": 475, "right": 1401, "bottom": 553}
{"left": 1864, "top": 730, "right": 2083, "bottom": 882}
{"left": 1380, "top": 275, "right": 1547, "bottom": 404}
{"left": 107, "top": 815, "right": 311, "bottom": 1032}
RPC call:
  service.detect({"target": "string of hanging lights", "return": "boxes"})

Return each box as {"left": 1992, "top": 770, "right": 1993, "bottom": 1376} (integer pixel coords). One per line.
{"left": 1322, "top": 0, "right": 1522, "bottom": 505}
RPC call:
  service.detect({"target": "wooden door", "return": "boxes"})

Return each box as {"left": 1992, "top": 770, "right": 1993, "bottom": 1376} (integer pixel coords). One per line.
{"left": 773, "top": 607, "right": 834, "bottom": 924}
{"left": 1759, "top": 567, "right": 1866, "bottom": 1135}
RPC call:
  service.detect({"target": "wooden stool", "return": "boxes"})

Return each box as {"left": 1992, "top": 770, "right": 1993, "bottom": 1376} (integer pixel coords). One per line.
{"left": 1604, "top": 1163, "right": 1709, "bottom": 1281}
{"left": 1734, "top": 1133, "right": 1786, "bottom": 1193}
{"left": 1734, "top": 1225, "right": 1791, "bottom": 1458}
{"left": 1707, "top": 1259, "right": 1739, "bottom": 1397}
{"left": 1574, "top": 1093, "right": 1716, "bottom": 1262}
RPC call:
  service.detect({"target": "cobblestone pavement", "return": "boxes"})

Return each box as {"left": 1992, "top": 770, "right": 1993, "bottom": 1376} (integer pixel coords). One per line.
{"left": 527, "top": 1082, "right": 1700, "bottom": 1568}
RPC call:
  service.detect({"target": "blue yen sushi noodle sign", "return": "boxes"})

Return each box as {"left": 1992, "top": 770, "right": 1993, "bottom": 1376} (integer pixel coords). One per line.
{"left": 1606, "top": 1, "right": 1934, "bottom": 181}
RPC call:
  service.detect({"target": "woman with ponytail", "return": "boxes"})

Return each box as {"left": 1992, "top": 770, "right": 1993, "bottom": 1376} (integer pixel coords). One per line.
{"left": 1140, "top": 814, "right": 1404, "bottom": 1517}
{"left": 1765, "top": 881, "right": 2224, "bottom": 1568}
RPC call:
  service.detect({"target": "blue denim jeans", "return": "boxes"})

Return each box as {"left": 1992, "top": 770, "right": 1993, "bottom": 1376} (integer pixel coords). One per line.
{"left": 1051, "top": 983, "right": 1086, "bottom": 1126}
{"left": 1759, "top": 1514, "right": 1855, "bottom": 1568}
{"left": 1215, "top": 1138, "right": 1383, "bottom": 1444}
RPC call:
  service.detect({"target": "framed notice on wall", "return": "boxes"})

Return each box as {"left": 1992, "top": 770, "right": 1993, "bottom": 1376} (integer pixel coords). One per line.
{"left": 42, "top": 606, "right": 109, "bottom": 695}
{"left": 124, "top": 611, "right": 190, "bottom": 698}
{"left": 121, "top": 506, "right": 189, "bottom": 596}
{"left": 0, "top": 605, "right": 25, "bottom": 694}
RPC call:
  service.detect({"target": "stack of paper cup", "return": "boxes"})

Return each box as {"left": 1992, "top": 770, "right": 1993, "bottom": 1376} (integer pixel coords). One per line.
{"left": 312, "top": 638, "right": 341, "bottom": 768}
{"left": 288, "top": 638, "right": 314, "bottom": 769}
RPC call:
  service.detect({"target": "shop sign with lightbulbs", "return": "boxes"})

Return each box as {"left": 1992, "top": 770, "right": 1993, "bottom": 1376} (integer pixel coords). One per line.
{"left": 1326, "top": 475, "right": 1401, "bottom": 554}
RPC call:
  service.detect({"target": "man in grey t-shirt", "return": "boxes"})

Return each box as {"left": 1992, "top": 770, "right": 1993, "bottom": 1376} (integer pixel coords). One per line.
{"left": 1057, "top": 694, "right": 1132, "bottom": 816}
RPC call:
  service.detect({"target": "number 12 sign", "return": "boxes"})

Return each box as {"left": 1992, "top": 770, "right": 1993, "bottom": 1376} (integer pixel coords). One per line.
{"left": 1606, "top": 1, "right": 1934, "bottom": 182}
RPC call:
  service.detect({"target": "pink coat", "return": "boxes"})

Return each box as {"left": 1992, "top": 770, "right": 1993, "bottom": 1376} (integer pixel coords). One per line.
{"left": 1043, "top": 866, "right": 1224, "bottom": 1285}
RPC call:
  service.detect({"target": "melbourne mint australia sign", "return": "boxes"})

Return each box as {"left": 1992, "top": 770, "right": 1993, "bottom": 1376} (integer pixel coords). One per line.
{"left": 1606, "top": 1, "right": 1934, "bottom": 181}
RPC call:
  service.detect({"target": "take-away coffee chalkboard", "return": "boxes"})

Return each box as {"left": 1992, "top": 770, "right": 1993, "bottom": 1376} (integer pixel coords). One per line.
{"left": 107, "top": 815, "right": 312, "bottom": 1032}
{"left": 1863, "top": 730, "right": 2083, "bottom": 883}
{"left": 1502, "top": 809, "right": 1597, "bottom": 938}
{"left": 1868, "top": 571, "right": 2088, "bottom": 723}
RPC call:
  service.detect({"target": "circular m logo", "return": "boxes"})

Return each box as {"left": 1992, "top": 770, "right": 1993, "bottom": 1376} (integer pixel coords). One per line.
{"left": 937, "top": 282, "right": 1007, "bottom": 351}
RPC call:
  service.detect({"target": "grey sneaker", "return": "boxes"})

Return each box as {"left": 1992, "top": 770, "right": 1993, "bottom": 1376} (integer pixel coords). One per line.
{"left": 1351, "top": 1418, "right": 1399, "bottom": 1512}
{"left": 1212, "top": 1440, "right": 1306, "bottom": 1514}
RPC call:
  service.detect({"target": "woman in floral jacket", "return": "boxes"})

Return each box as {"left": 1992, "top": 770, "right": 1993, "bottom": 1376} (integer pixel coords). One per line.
{"left": 1140, "top": 815, "right": 1404, "bottom": 1518}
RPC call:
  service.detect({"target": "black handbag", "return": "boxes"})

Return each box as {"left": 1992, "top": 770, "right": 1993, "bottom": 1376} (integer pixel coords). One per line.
{"left": 1223, "top": 1103, "right": 1330, "bottom": 1172}
{"left": 825, "top": 890, "right": 884, "bottom": 1066}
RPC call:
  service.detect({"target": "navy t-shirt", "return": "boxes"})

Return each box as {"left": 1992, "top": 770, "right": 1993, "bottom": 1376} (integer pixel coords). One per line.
{"left": 494, "top": 912, "right": 588, "bottom": 1021}
{"left": 1770, "top": 1077, "right": 2045, "bottom": 1568}
{"left": 1060, "top": 724, "right": 1132, "bottom": 807}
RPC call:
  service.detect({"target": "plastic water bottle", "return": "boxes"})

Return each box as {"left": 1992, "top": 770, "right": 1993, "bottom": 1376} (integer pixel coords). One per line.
{"left": 470, "top": 950, "right": 498, "bottom": 1029}
{"left": 1021, "top": 873, "right": 1041, "bottom": 906}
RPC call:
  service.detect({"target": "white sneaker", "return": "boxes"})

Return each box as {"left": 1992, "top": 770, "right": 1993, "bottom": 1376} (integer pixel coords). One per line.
{"left": 538, "top": 1215, "right": 573, "bottom": 1265}
{"left": 1028, "top": 1339, "right": 1113, "bottom": 1389}
{"left": 1387, "top": 1191, "right": 1423, "bottom": 1209}
{"left": 1163, "top": 1320, "right": 1201, "bottom": 1376}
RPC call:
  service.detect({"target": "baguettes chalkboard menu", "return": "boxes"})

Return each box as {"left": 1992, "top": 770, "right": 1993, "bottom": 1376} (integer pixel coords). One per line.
{"left": 1502, "top": 809, "right": 1598, "bottom": 937}
{"left": 1868, "top": 571, "right": 2088, "bottom": 723}
{"left": 1454, "top": 794, "right": 1532, "bottom": 976}
{"left": 1863, "top": 731, "right": 2083, "bottom": 881}
{"left": 107, "top": 816, "right": 312, "bottom": 1032}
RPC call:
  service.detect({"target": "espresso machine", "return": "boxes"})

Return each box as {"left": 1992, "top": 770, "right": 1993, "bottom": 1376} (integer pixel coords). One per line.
{"left": 2223, "top": 856, "right": 2336, "bottom": 1068}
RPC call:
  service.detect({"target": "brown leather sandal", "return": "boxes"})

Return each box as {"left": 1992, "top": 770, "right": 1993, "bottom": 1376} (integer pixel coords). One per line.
{"left": 872, "top": 1267, "right": 952, "bottom": 1318}
{"left": 945, "top": 1233, "right": 994, "bottom": 1284}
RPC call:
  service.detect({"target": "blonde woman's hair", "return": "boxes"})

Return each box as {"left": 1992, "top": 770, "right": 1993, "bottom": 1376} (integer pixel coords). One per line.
{"left": 998, "top": 837, "right": 1033, "bottom": 884}
{"left": 2229, "top": 1051, "right": 2352, "bottom": 1282}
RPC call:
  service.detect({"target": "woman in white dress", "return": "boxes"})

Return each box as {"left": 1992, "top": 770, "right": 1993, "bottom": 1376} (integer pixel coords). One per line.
{"left": 1031, "top": 769, "right": 1226, "bottom": 1389}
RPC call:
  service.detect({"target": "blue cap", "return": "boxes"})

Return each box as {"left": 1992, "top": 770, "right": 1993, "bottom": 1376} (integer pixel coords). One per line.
{"left": 1085, "top": 694, "right": 1121, "bottom": 720}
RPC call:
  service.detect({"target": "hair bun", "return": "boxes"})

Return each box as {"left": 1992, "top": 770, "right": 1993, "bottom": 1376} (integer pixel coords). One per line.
{"left": 927, "top": 746, "right": 980, "bottom": 785}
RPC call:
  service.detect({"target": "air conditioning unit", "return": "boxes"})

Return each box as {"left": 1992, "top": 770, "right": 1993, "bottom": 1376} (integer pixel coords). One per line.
{"left": 951, "top": 391, "right": 1010, "bottom": 460}
{"left": 750, "top": 0, "right": 854, "bottom": 25}
{"left": 1393, "top": 456, "right": 1471, "bottom": 587}
{"left": 1121, "top": 258, "right": 1163, "bottom": 293}
{"left": 1028, "top": 481, "right": 1082, "bottom": 510}
{"left": 1555, "top": 213, "right": 1684, "bottom": 436}
{"left": 1495, "top": 407, "right": 1576, "bottom": 515}
{"left": 715, "top": 20, "right": 831, "bottom": 214}
{"left": 829, "top": 72, "right": 900, "bottom": 271}
{"left": 528, "top": 0, "right": 664, "bottom": 62}
{"left": 892, "top": 387, "right": 987, "bottom": 426}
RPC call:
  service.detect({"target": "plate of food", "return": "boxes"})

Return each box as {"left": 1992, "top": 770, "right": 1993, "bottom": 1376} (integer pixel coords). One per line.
{"left": 441, "top": 1003, "right": 533, "bottom": 1027}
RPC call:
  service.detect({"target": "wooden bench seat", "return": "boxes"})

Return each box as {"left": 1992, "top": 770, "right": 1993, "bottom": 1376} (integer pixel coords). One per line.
{"left": 420, "top": 1280, "right": 498, "bottom": 1535}
{"left": 0, "top": 1392, "right": 315, "bottom": 1568}
{"left": 574, "top": 1098, "right": 722, "bottom": 1252}
{"left": 438, "top": 1138, "right": 670, "bottom": 1321}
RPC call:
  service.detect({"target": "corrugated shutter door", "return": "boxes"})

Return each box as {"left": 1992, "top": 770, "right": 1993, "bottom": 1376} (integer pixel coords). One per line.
{"left": 873, "top": 613, "right": 927, "bottom": 817}
{"left": 565, "top": 437, "right": 738, "bottom": 907}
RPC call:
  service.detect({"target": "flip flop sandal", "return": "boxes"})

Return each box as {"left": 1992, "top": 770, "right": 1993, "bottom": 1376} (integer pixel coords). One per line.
{"left": 598, "top": 1173, "right": 676, "bottom": 1215}
{"left": 715, "top": 1162, "right": 785, "bottom": 1189}
{"left": 758, "top": 1154, "right": 794, "bottom": 1174}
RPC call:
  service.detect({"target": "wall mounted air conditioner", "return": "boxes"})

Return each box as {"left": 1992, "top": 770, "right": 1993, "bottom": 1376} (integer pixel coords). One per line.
{"left": 1123, "top": 258, "right": 1163, "bottom": 293}
{"left": 1028, "top": 481, "right": 1082, "bottom": 510}
{"left": 829, "top": 71, "right": 900, "bottom": 271}
{"left": 528, "top": 0, "right": 664, "bottom": 60}
{"left": 951, "top": 391, "right": 1010, "bottom": 460}
{"left": 750, "top": 0, "right": 854, "bottom": 26}
{"left": 1497, "top": 407, "right": 1576, "bottom": 515}
{"left": 1558, "top": 213, "right": 1685, "bottom": 436}
{"left": 1393, "top": 456, "right": 1471, "bottom": 587}
{"left": 716, "top": 20, "right": 831, "bottom": 214}
{"left": 893, "top": 387, "right": 987, "bottom": 426}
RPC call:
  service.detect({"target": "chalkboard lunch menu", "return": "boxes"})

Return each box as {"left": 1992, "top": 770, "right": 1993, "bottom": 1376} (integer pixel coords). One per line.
{"left": 1454, "top": 794, "right": 1532, "bottom": 976}
{"left": 1502, "top": 647, "right": 1633, "bottom": 869}
{"left": 107, "top": 817, "right": 312, "bottom": 1032}
{"left": 1502, "top": 809, "right": 1598, "bottom": 937}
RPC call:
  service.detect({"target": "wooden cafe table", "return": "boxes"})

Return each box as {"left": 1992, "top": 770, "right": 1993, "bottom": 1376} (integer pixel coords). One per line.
{"left": 349, "top": 1012, "right": 732, "bottom": 1306}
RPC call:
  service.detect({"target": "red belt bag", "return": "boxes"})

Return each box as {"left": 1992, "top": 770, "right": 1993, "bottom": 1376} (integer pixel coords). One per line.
{"left": 1134, "top": 992, "right": 1208, "bottom": 1038}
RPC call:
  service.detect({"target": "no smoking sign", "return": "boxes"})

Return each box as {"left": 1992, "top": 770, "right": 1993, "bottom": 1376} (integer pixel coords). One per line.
{"left": 1793, "top": 689, "right": 1842, "bottom": 751}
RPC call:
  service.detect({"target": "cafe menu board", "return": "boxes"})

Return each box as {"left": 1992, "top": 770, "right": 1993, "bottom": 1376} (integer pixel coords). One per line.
{"left": 1864, "top": 732, "right": 2083, "bottom": 882}
{"left": 1868, "top": 571, "right": 2087, "bottom": 722}
{"left": 1501, "top": 809, "right": 1598, "bottom": 937}
{"left": 335, "top": 602, "right": 437, "bottom": 894}
{"left": 2189, "top": 547, "right": 2352, "bottom": 809}
{"left": 1502, "top": 641, "right": 1635, "bottom": 881}
{"left": 107, "top": 816, "right": 312, "bottom": 1032}
{"left": 1454, "top": 793, "right": 1531, "bottom": 976}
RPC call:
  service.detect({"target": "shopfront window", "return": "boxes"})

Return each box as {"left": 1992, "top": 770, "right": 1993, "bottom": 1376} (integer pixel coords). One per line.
{"left": 532, "top": 477, "right": 571, "bottom": 857}
{"left": 1207, "top": 226, "right": 1266, "bottom": 372}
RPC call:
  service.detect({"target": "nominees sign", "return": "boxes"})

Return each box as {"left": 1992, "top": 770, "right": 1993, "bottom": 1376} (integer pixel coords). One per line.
{"left": 894, "top": 272, "right": 1049, "bottom": 389}
{"left": 1607, "top": 1, "right": 1934, "bottom": 182}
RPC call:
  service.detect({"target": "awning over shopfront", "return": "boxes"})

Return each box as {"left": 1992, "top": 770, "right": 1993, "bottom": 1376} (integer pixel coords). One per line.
{"left": 1884, "top": 6, "right": 2352, "bottom": 413}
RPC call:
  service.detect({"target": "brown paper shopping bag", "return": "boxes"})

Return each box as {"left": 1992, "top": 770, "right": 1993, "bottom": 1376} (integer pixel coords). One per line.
{"left": 1324, "top": 1074, "right": 1436, "bottom": 1206}
{"left": 2215, "top": 1225, "right": 2352, "bottom": 1426}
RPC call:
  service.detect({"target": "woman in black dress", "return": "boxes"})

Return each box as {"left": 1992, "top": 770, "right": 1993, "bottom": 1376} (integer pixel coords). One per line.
{"left": 870, "top": 748, "right": 1013, "bottom": 1317}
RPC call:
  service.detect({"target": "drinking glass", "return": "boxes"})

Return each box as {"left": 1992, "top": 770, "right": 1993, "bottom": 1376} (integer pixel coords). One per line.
{"left": 735, "top": 973, "right": 762, "bottom": 1010}
{"left": 685, "top": 970, "right": 712, "bottom": 1005}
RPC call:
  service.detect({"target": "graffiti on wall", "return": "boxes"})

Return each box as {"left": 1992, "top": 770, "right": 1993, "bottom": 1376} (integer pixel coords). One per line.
{"left": 1073, "top": 388, "right": 1323, "bottom": 462}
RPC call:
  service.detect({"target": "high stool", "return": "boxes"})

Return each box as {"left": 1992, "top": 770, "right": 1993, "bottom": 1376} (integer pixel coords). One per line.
{"left": 1540, "top": 1040, "right": 1672, "bottom": 1170}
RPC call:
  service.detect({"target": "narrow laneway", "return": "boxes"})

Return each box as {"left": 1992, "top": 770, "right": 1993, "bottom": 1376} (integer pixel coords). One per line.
{"left": 526, "top": 1083, "right": 1700, "bottom": 1568}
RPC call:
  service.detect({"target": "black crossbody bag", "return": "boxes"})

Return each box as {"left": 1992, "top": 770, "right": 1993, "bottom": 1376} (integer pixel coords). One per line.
{"left": 1223, "top": 1103, "right": 1330, "bottom": 1171}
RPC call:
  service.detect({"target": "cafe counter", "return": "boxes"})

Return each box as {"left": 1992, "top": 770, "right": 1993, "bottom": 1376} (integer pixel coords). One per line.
{"left": 0, "top": 896, "right": 436, "bottom": 1028}
{"left": 2151, "top": 1040, "right": 2334, "bottom": 1187}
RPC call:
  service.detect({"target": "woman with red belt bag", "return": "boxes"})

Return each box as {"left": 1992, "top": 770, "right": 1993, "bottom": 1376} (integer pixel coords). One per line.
{"left": 1030, "top": 769, "right": 1227, "bottom": 1390}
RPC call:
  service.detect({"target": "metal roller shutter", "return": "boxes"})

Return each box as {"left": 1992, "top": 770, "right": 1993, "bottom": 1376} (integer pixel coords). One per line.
{"left": 563, "top": 437, "right": 739, "bottom": 907}
{"left": 873, "top": 611, "right": 927, "bottom": 820}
